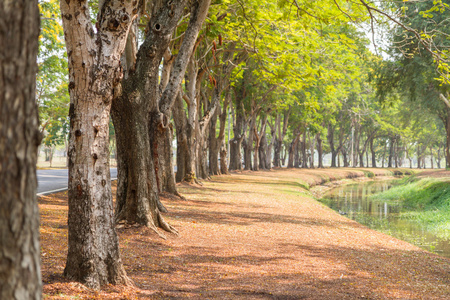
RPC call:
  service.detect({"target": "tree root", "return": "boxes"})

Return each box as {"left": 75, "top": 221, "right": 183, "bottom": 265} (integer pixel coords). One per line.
{"left": 160, "top": 190, "right": 186, "bottom": 201}
{"left": 157, "top": 211, "right": 178, "bottom": 235}
{"left": 175, "top": 191, "right": 186, "bottom": 200}
{"left": 156, "top": 197, "right": 168, "bottom": 213}
{"left": 146, "top": 210, "right": 179, "bottom": 239}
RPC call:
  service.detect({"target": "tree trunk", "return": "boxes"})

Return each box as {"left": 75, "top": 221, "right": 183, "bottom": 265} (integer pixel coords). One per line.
{"left": 388, "top": 137, "right": 394, "bottom": 168}
{"left": 266, "top": 119, "right": 276, "bottom": 169}
{"left": 209, "top": 110, "right": 220, "bottom": 175}
{"left": 294, "top": 137, "right": 301, "bottom": 168}
{"left": 437, "top": 143, "right": 442, "bottom": 169}
{"left": 417, "top": 144, "right": 421, "bottom": 169}
{"left": 370, "top": 137, "right": 376, "bottom": 167}
{"left": 317, "top": 132, "right": 324, "bottom": 168}
{"left": 219, "top": 94, "right": 232, "bottom": 175}
{"left": 0, "top": 1, "right": 42, "bottom": 298}
{"left": 251, "top": 113, "right": 266, "bottom": 171}
{"left": 195, "top": 87, "right": 221, "bottom": 179}
{"left": 61, "top": 0, "right": 141, "bottom": 288}
{"left": 229, "top": 137, "right": 243, "bottom": 170}
{"left": 112, "top": 0, "right": 210, "bottom": 232}
{"left": 229, "top": 78, "right": 247, "bottom": 171}
{"left": 301, "top": 132, "right": 308, "bottom": 168}
{"left": 159, "top": 124, "right": 177, "bottom": 194}
{"left": 288, "top": 131, "right": 301, "bottom": 168}
{"left": 243, "top": 122, "right": 253, "bottom": 170}
{"left": 220, "top": 146, "right": 229, "bottom": 174}
{"left": 259, "top": 130, "right": 269, "bottom": 169}
{"left": 281, "top": 145, "right": 288, "bottom": 166}
{"left": 309, "top": 132, "right": 316, "bottom": 168}
{"left": 173, "top": 92, "right": 188, "bottom": 182}
{"left": 430, "top": 146, "right": 434, "bottom": 169}
{"left": 327, "top": 123, "right": 337, "bottom": 167}
{"left": 446, "top": 109, "right": 450, "bottom": 169}
{"left": 342, "top": 149, "right": 349, "bottom": 167}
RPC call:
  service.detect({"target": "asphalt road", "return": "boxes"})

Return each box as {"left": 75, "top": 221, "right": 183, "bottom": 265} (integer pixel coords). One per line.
{"left": 37, "top": 168, "right": 117, "bottom": 195}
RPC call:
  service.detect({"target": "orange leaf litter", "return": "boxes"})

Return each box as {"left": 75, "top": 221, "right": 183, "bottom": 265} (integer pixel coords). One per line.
{"left": 40, "top": 168, "right": 450, "bottom": 299}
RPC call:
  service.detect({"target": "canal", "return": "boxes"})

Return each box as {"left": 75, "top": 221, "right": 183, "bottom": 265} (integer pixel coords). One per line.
{"left": 319, "top": 180, "right": 450, "bottom": 258}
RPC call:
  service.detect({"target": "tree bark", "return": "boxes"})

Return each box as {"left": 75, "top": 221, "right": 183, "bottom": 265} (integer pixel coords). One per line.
{"left": 61, "top": 0, "right": 140, "bottom": 288}
{"left": 445, "top": 108, "right": 450, "bottom": 169}
{"left": 113, "top": 0, "right": 210, "bottom": 231}
{"left": 309, "top": 131, "right": 316, "bottom": 168}
{"left": 209, "top": 108, "right": 221, "bottom": 175}
{"left": 243, "top": 118, "right": 254, "bottom": 170}
{"left": 229, "top": 75, "right": 248, "bottom": 170}
{"left": 0, "top": 1, "right": 42, "bottom": 298}
{"left": 315, "top": 132, "right": 323, "bottom": 168}
{"left": 272, "top": 115, "right": 282, "bottom": 167}
{"left": 370, "top": 136, "right": 376, "bottom": 167}
{"left": 301, "top": 131, "right": 308, "bottom": 168}
{"left": 273, "top": 108, "right": 291, "bottom": 167}
{"left": 327, "top": 123, "right": 337, "bottom": 167}
{"left": 288, "top": 130, "right": 301, "bottom": 168}
{"left": 388, "top": 136, "right": 394, "bottom": 168}
{"left": 259, "top": 122, "right": 269, "bottom": 169}
{"left": 173, "top": 92, "right": 188, "bottom": 182}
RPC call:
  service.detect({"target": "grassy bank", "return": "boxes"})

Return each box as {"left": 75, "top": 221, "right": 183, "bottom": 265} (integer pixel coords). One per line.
{"left": 372, "top": 176, "right": 450, "bottom": 238}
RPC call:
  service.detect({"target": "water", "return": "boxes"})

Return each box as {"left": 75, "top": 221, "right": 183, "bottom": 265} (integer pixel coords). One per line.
{"left": 319, "top": 180, "right": 450, "bottom": 258}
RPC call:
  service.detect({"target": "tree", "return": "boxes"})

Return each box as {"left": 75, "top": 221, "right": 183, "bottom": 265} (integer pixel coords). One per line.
{"left": 373, "top": 1, "right": 450, "bottom": 168}
{"left": 0, "top": 0, "right": 42, "bottom": 299}
{"left": 37, "top": 0, "right": 69, "bottom": 167}
{"left": 112, "top": 0, "right": 211, "bottom": 232}
{"left": 60, "top": 0, "right": 139, "bottom": 288}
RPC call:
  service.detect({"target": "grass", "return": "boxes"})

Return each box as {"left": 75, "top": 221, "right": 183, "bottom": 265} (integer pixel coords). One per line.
{"left": 371, "top": 177, "right": 450, "bottom": 237}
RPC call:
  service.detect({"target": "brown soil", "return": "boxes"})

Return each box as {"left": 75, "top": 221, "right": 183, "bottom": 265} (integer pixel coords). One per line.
{"left": 40, "top": 168, "right": 450, "bottom": 299}
{"left": 416, "top": 169, "right": 450, "bottom": 179}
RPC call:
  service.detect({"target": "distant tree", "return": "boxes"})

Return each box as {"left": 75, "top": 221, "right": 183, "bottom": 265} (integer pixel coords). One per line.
{"left": 0, "top": 1, "right": 42, "bottom": 299}
{"left": 37, "top": 0, "right": 69, "bottom": 166}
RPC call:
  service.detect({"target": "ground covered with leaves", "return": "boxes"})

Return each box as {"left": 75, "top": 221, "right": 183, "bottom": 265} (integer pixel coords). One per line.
{"left": 40, "top": 168, "right": 450, "bottom": 299}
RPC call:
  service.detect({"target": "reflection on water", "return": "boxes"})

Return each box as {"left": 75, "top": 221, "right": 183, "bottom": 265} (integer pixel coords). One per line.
{"left": 319, "top": 180, "right": 450, "bottom": 258}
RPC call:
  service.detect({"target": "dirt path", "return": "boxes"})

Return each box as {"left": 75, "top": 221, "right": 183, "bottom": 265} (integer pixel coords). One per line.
{"left": 40, "top": 168, "right": 450, "bottom": 299}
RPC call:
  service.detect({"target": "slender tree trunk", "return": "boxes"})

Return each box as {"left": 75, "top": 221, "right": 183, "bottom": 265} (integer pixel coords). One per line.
{"left": 259, "top": 128, "right": 269, "bottom": 169}
{"left": 273, "top": 116, "right": 282, "bottom": 167}
{"left": 243, "top": 121, "right": 253, "bottom": 170}
{"left": 317, "top": 133, "right": 324, "bottom": 168}
{"left": 437, "top": 144, "right": 442, "bottom": 169}
{"left": 446, "top": 110, "right": 450, "bottom": 169}
{"left": 281, "top": 145, "right": 288, "bottom": 167}
{"left": 343, "top": 149, "right": 349, "bottom": 167}
{"left": 417, "top": 145, "right": 421, "bottom": 169}
{"left": 209, "top": 110, "right": 220, "bottom": 175}
{"left": 430, "top": 146, "right": 434, "bottom": 169}
{"left": 197, "top": 87, "right": 220, "bottom": 179}
{"left": 266, "top": 118, "right": 277, "bottom": 169}
{"left": 219, "top": 94, "right": 231, "bottom": 174}
{"left": 370, "top": 137, "right": 376, "bottom": 167}
{"left": 294, "top": 134, "right": 301, "bottom": 168}
{"left": 288, "top": 131, "right": 301, "bottom": 168}
{"left": 388, "top": 137, "right": 394, "bottom": 168}
{"left": 301, "top": 132, "right": 308, "bottom": 168}
{"left": 173, "top": 92, "right": 188, "bottom": 182}
{"left": 0, "top": 1, "right": 42, "bottom": 297}
{"left": 220, "top": 146, "right": 229, "bottom": 174}
{"left": 327, "top": 124, "right": 337, "bottom": 167}
{"left": 310, "top": 132, "right": 316, "bottom": 168}
{"left": 229, "top": 76, "right": 247, "bottom": 171}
